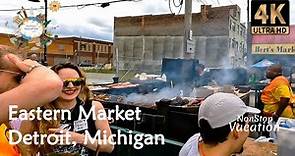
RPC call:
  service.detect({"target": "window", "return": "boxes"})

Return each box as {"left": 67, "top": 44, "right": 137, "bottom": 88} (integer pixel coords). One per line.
{"left": 108, "top": 46, "right": 112, "bottom": 53}
{"left": 79, "top": 42, "right": 93, "bottom": 52}
{"left": 239, "top": 42, "right": 242, "bottom": 51}
{"left": 89, "top": 43, "right": 93, "bottom": 52}
{"left": 233, "top": 10, "right": 236, "bottom": 17}
{"left": 232, "top": 22, "right": 235, "bottom": 32}
{"left": 95, "top": 44, "right": 100, "bottom": 53}
{"left": 80, "top": 43, "right": 86, "bottom": 51}
{"left": 232, "top": 39, "right": 235, "bottom": 48}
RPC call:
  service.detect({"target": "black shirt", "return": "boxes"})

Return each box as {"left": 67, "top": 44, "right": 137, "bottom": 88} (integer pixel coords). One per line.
{"left": 53, "top": 98, "right": 97, "bottom": 156}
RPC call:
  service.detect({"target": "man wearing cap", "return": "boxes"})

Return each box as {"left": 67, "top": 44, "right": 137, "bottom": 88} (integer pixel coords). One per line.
{"left": 179, "top": 92, "right": 260, "bottom": 156}
{"left": 261, "top": 64, "right": 295, "bottom": 120}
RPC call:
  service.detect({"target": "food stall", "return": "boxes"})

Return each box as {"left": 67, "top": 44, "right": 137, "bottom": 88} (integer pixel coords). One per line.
{"left": 89, "top": 58, "right": 280, "bottom": 156}
{"left": 91, "top": 86, "right": 278, "bottom": 156}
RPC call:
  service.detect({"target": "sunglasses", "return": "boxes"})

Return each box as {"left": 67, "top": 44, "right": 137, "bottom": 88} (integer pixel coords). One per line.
{"left": 0, "top": 69, "right": 25, "bottom": 83}
{"left": 63, "top": 78, "right": 84, "bottom": 87}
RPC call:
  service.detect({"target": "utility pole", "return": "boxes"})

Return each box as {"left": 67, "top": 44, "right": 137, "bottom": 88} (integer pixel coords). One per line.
{"left": 246, "top": 0, "right": 252, "bottom": 66}
{"left": 43, "top": 0, "right": 48, "bottom": 65}
{"left": 28, "top": 0, "right": 48, "bottom": 65}
{"left": 113, "top": 48, "right": 119, "bottom": 83}
{"left": 97, "top": 47, "right": 100, "bottom": 66}
{"left": 183, "top": 0, "right": 194, "bottom": 59}
{"left": 78, "top": 36, "right": 81, "bottom": 65}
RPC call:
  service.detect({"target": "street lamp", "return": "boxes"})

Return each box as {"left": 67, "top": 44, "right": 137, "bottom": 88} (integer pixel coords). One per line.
{"left": 28, "top": 0, "right": 48, "bottom": 65}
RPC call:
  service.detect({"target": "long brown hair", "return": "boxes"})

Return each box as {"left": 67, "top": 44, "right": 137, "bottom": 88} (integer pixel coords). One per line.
{"left": 20, "top": 63, "right": 93, "bottom": 155}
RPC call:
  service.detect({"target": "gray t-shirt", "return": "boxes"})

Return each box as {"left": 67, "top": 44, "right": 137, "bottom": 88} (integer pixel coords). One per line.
{"left": 179, "top": 133, "right": 201, "bottom": 156}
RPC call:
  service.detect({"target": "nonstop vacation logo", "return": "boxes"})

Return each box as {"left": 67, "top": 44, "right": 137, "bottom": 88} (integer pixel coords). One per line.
{"left": 251, "top": 0, "right": 290, "bottom": 35}
{"left": 230, "top": 114, "right": 279, "bottom": 132}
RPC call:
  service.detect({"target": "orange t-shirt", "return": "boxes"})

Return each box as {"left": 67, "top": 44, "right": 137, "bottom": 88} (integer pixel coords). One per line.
{"left": 0, "top": 124, "right": 20, "bottom": 156}
{"left": 261, "top": 76, "right": 295, "bottom": 118}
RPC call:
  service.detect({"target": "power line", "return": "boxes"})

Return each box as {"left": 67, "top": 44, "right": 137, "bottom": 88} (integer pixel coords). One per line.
{"left": 216, "top": 0, "right": 220, "bottom": 5}
{"left": 168, "top": 0, "right": 183, "bottom": 15}
{"left": 201, "top": 0, "right": 208, "bottom": 4}
{"left": 195, "top": 0, "right": 206, "bottom": 5}
{"left": 172, "top": 0, "right": 183, "bottom": 7}
{"left": 0, "top": 0, "right": 141, "bottom": 12}
{"left": 228, "top": 0, "right": 234, "bottom": 5}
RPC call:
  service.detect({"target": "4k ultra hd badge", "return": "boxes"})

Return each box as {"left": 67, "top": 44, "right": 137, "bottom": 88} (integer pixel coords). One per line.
{"left": 251, "top": 0, "right": 289, "bottom": 35}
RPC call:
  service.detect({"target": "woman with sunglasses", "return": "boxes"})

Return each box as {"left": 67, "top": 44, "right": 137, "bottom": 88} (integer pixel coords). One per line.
{"left": 19, "top": 63, "right": 114, "bottom": 156}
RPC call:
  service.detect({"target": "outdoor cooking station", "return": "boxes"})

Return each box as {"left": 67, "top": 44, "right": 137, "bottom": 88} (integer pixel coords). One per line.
{"left": 90, "top": 82, "right": 251, "bottom": 156}
{"left": 90, "top": 59, "right": 251, "bottom": 143}
{"left": 92, "top": 88, "right": 250, "bottom": 143}
{"left": 89, "top": 58, "right": 252, "bottom": 156}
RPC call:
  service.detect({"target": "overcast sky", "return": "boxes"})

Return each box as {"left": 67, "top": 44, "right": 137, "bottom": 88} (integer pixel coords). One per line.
{"left": 0, "top": 0, "right": 294, "bottom": 41}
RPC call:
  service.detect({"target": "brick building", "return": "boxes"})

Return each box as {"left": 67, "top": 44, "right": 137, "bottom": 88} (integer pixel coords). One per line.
{"left": 0, "top": 33, "right": 113, "bottom": 66}
{"left": 114, "top": 5, "right": 246, "bottom": 72}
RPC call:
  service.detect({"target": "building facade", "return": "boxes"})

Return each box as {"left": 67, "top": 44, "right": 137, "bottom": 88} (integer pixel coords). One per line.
{"left": 0, "top": 33, "right": 113, "bottom": 66}
{"left": 114, "top": 5, "right": 246, "bottom": 72}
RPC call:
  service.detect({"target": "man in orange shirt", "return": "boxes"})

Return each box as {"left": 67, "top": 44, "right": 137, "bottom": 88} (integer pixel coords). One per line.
{"left": 261, "top": 64, "right": 295, "bottom": 121}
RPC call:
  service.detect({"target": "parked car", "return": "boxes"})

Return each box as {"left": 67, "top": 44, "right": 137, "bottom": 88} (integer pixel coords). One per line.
{"left": 79, "top": 60, "right": 94, "bottom": 67}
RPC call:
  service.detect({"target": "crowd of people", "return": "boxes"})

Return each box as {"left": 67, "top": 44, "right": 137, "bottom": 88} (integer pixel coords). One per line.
{"left": 1, "top": 45, "right": 294, "bottom": 156}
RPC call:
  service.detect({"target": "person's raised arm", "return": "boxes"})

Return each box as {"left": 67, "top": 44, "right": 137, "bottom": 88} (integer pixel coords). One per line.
{"left": 0, "top": 54, "right": 62, "bottom": 123}
{"left": 88, "top": 101, "right": 114, "bottom": 153}
{"left": 273, "top": 84, "right": 292, "bottom": 121}
{"left": 273, "top": 97, "right": 290, "bottom": 121}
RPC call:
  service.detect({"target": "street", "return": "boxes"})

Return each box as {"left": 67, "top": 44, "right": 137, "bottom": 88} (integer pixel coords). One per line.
{"left": 85, "top": 72, "right": 115, "bottom": 84}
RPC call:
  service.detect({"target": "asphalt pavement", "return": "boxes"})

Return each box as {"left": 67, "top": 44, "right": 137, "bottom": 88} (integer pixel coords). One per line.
{"left": 86, "top": 73, "right": 115, "bottom": 84}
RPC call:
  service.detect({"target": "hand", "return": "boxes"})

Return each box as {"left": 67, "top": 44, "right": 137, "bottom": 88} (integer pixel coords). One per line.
{"left": 6, "top": 54, "right": 42, "bottom": 73}
{"left": 272, "top": 113, "right": 279, "bottom": 122}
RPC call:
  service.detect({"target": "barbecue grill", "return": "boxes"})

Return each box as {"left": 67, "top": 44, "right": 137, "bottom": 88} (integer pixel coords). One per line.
{"left": 99, "top": 99, "right": 200, "bottom": 143}
{"left": 91, "top": 58, "right": 250, "bottom": 143}
{"left": 95, "top": 89, "right": 249, "bottom": 143}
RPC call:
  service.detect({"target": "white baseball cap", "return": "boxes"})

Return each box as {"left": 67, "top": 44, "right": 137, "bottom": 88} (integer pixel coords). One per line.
{"left": 198, "top": 92, "right": 260, "bottom": 129}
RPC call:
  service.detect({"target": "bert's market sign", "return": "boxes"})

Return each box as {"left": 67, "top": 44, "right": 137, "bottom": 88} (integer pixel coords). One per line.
{"left": 252, "top": 44, "right": 295, "bottom": 54}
